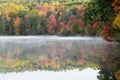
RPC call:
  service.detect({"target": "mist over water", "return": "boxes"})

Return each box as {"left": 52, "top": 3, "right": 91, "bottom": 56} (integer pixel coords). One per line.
{"left": 0, "top": 36, "right": 107, "bottom": 59}
{"left": 0, "top": 36, "right": 119, "bottom": 80}
{"left": 0, "top": 36, "right": 103, "bottom": 41}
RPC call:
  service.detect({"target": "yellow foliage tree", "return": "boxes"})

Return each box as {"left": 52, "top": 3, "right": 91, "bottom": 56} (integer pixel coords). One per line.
{"left": 112, "top": 0, "right": 120, "bottom": 28}
{"left": 114, "top": 13, "right": 120, "bottom": 28}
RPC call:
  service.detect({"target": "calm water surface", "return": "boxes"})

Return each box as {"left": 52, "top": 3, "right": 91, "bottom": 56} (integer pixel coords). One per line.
{"left": 0, "top": 36, "right": 119, "bottom": 80}
{"left": 0, "top": 68, "right": 99, "bottom": 80}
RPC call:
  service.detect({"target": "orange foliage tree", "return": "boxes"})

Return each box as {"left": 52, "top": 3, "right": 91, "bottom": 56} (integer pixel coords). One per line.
{"left": 112, "top": 0, "right": 120, "bottom": 28}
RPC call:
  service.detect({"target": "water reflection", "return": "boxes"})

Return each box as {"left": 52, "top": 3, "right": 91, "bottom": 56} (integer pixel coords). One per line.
{"left": 0, "top": 36, "right": 120, "bottom": 80}
{"left": 0, "top": 68, "right": 99, "bottom": 80}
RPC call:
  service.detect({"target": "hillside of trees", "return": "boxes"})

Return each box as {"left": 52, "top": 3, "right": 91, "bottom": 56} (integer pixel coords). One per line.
{"left": 0, "top": 0, "right": 119, "bottom": 42}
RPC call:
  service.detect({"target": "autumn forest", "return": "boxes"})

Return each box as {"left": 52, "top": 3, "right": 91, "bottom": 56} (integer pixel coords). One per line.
{"left": 0, "top": 0, "right": 119, "bottom": 41}
{"left": 0, "top": 0, "right": 120, "bottom": 80}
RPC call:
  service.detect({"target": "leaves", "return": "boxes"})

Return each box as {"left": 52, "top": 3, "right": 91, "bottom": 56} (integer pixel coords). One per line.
{"left": 115, "top": 69, "right": 120, "bottom": 80}
{"left": 114, "top": 13, "right": 120, "bottom": 28}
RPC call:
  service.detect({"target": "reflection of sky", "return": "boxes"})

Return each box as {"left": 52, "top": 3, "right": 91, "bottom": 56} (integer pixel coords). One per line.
{"left": 0, "top": 68, "right": 99, "bottom": 80}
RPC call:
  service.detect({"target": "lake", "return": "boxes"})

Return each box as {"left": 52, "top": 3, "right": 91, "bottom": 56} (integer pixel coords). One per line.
{"left": 0, "top": 36, "right": 119, "bottom": 80}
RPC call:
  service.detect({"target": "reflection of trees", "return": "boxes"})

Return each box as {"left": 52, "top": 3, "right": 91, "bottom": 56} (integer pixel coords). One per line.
{"left": 89, "top": 42, "right": 120, "bottom": 80}
{"left": 97, "top": 68, "right": 116, "bottom": 80}
{"left": 0, "top": 39, "right": 120, "bottom": 80}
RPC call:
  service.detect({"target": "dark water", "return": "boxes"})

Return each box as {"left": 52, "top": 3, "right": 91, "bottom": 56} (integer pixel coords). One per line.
{"left": 0, "top": 36, "right": 120, "bottom": 80}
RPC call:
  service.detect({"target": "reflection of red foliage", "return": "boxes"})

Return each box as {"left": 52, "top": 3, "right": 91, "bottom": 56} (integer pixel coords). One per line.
{"left": 61, "top": 47, "right": 66, "bottom": 53}
{"left": 50, "top": 48, "right": 56, "bottom": 57}
{"left": 81, "top": 53, "right": 87, "bottom": 59}
{"left": 79, "top": 48, "right": 85, "bottom": 54}
{"left": 79, "top": 48, "right": 86, "bottom": 59}
{"left": 78, "top": 59, "right": 86, "bottom": 65}
{"left": 90, "top": 50, "right": 96, "bottom": 55}
{"left": 94, "top": 61, "right": 99, "bottom": 66}
{"left": 93, "top": 45, "right": 97, "bottom": 51}
{"left": 15, "top": 46, "right": 21, "bottom": 56}
{"left": 37, "top": 57, "right": 51, "bottom": 66}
